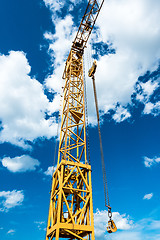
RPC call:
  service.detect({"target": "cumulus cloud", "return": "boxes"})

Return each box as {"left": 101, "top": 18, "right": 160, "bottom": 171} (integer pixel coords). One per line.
{"left": 112, "top": 105, "right": 131, "bottom": 123}
{"left": 0, "top": 51, "right": 58, "bottom": 148}
{"left": 143, "top": 193, "right": 153, "bottom": 200}
{"left": 0, "top": 190, "right": 24, "bottom": 212}
{"left": 45, "top": 15, "right": 76, "bottom": 67}
{"left": 43, "top": 0, "right": 65, "bottom": 12}
{"left": 144, "top": 156, "right": 160, "bottom": 167}
{"left": 7, "top": 229, "right": 15, "bottom": 235}
{"left": 143, "top": 101, "right": 160, "bottom": 116}
{"left": 94, "top": 209, "right": 133, "bottom": 238}
{"left": 43, "top": 0, "right": 160, "bottom": 124}
{"left": 43, "top": 0, "right": 83, "bottom": 14}
{"left": 44, "top": 15, "right": 77, "bottom": 93}
{"left": 136, "top": 80, "right": 159, "bottom": 102}
{"left": 44, "top": 165, "right": 56, "bottom": 176}
{"left": 43, "top": 15, "right": 77, "bottom": 127}
{"left": 135, "top": 78, "right": 160, "bottom": 116}
{"left": 92, "top": 0, "right": 160, "bottom": 119}
{"left": 1, "top": 155, "right": 40, "bottom": 173}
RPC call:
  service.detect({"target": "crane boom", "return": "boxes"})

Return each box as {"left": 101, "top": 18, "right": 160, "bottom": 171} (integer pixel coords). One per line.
{"left": 72, "top": 0, "right": 104, "bottom": 52}
{"left": 63, "top": 0, "right": 104, "bottom": 79}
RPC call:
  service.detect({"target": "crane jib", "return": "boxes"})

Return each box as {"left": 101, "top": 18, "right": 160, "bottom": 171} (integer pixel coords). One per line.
{"left": 72, "top": 0, "right": 104, "bottom": 52}
{"left": 63, "top": 0, "right": 104, "bottom": 78}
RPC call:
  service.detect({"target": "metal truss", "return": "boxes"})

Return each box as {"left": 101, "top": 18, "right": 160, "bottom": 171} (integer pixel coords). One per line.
{"left": 46, "top": 50, "right": 95, "bottom": 240}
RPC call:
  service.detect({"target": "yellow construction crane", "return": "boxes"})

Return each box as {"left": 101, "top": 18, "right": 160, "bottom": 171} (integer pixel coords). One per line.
{"left": 45, "top": 1, "right": 117, "bottom": 240}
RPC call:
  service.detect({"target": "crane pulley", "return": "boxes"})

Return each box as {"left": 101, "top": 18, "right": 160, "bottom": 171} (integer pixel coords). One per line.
{"left": 88, "top": 61, "right": 117, "bottom": 234}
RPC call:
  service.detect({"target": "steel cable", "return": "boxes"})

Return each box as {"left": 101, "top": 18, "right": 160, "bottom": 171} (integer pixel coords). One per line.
{"left": 91, "top": 75, "right": 110, "bottom": 208}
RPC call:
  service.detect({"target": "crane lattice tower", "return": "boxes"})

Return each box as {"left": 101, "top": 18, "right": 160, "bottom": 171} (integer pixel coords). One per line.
{"left": 45, "top": 1, "right": 104, "bottom": 240}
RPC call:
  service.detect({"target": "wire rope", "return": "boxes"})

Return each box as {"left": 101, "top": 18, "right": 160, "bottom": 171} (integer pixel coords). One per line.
{"left": 91, "top": 74, "right": 110, "bottom": 209}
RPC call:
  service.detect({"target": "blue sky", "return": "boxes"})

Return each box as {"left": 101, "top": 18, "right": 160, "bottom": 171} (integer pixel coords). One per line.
{"left": 0, "top": 0, "right": 160, "bottom": 239}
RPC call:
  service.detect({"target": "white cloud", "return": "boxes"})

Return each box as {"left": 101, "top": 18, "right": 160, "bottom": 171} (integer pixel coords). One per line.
{"left": 69, "top": 0, "right": 83, "bottom": 5}
{"left": 143, "top": 101, "right": 160, "bottom": 116}
{"left": 94, "top": 211, "right": 160, "bottom": 240}
{"left": 35, "top": 221, "right": 45, "bottom": 224}
{"left": 1, "top": 155, "right": 40, "bottom": 173}
{"left": 136, "top": 80, "right": 159, "bottom": 103}
{"left": 7, "top": 229, "right": 15, "bottom": 235}
{"left": 43, "top": 0, "right": 65, "bottom": 12}
{"left": 143, "top": 193, "right": 153, "bottom": 200}
{"left": 44, "top": 165, "right": 56, "bottom": 176}
{"left": 47, "top": 15, "right": 76, "bottom": 67}
{"left": 113, "top": 212, "right": 133, "bottom": 230}
{"left": 106, "top": 231, "right": 142, "bottom": 240}
{"left": 34, "top": 221, "right": 46, "bottom": 231}
{"left": 149, "top": 220, "right": 160, "bottom": 230}
{"left": 43, "top": 0, "right": 83, "bottom": 13}
{"left": 43, "top": 0, "right": 160, "bottom": 124}
{"left": 44, "top": 15, "right": 77, "bottom": 93}
{"left": 94, "top": 209, "right": 133, "bottom": 237}
{"left": 0, "top": 51, "right": 58, "bottom": 148}
{"left": 44, "top": 166, "right": 53, "bottom": 176}
{"left": 0, "top": 190, "right": 24, "bottom": 212}
{"left": 43, "top": 15, "right": 77, "bottom": 126}
{"left": 91, "top": 0, "right": 160, "bottom": 119}
{"left": 135, "top": 79, "right": 160, "bottom": 116}
{"left": 140, "top": 80, "right": 159, "bottom": 99}
{"left": 113, "top": 106, "right": 131, "bottom": 122}
{"left": 144, "top": 156, "right": 160, "bottom": 167}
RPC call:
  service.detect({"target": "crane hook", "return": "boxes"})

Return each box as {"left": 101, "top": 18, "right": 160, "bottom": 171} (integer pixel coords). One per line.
{"left": 107, "top": 208, "right": 117, "bottom": 233}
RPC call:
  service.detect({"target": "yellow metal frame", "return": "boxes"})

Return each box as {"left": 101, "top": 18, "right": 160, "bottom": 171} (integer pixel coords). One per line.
{"left": 46, "top": 50, "right": 95, "bottom": 240}
{"left": 45, "top": 1, "right": 106, "bottom": 239}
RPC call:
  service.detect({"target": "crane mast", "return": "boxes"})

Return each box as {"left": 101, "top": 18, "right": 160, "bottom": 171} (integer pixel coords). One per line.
{"left": 46, "top": 1, "right": 105, "bottom": 240}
